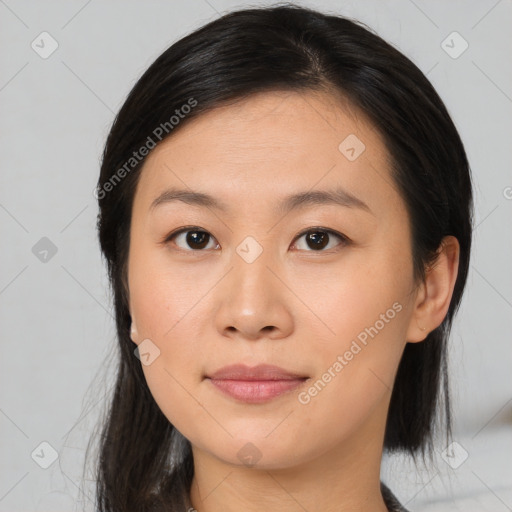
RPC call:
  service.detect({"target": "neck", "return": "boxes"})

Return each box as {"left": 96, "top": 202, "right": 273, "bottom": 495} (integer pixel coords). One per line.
{"left": 189, "top": 400, "right": 390, "bottom": 512}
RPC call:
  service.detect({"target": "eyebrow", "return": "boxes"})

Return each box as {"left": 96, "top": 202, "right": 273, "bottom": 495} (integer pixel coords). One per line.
{"left": 150, "top": 186, "right": 373, "bottom": 216}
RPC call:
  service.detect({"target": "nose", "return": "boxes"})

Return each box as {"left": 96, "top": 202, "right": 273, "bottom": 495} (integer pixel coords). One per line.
{"left": 213, "top": 244, "right": 294, "bottom": 342}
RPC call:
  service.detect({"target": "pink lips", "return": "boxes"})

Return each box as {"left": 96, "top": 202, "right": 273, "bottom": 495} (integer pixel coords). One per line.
{"left": 206, "top": 364, "right": 308, "bottom": 404}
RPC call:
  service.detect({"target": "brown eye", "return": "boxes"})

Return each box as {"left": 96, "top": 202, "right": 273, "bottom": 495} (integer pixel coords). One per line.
{"left": 293, "top": 228, "right": 349, "bottom": 252}
{"left": 166, "top": 228, "right": 218, "bottom": 251}
{"left": 164, "top": 226, "right": 349, "bottom": 253}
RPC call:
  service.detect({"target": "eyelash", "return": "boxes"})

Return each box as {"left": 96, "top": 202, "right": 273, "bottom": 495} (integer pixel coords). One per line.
{"left": 162, "top": 226, "right": 351, "bottom": 253}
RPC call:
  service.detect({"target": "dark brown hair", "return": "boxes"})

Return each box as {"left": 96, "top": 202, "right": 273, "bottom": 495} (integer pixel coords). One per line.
{"left": 90, "top": 3, "right": 473, "bottom": 511}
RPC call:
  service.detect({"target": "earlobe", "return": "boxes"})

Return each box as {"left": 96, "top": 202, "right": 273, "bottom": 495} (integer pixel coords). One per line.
{"left": 406, "top": 236, "right": 460, "bottom": 343}
{"left": 130, "top": 316, "right": 139, "bottom": 344}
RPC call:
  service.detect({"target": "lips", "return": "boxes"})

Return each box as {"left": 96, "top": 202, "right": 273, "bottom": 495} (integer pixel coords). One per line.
{"left": 207, "top": 363, "right": 308, "bottom": 381}
{"left": 206, "top": 364, "right": 309, "bottom": 403}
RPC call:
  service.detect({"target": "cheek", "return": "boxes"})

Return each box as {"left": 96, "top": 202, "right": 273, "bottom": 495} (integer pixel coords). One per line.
{"left": 294, "top": 247, "right": 412, "bottom": 407}
{"left": 127, "top": 243, "right": 207, "bottom": 396}
{"left": 297, "top": 246, "right": 412, "bottom": 344}
{"left": 130, "top": 267, "right": 207, "bottom": 382}
{"left": 129, "top": 231, "right": 413, "bottom": 377}
{"left": 294, "top": 294, "right": 407, "bottom": 450}
{"left": 128, "top": 241, "right": 205, "bottom": 341}
{"left": 127, "top": 225, "right": 414, "bottom": 461}
{"left": 128, "top": 258, "right": 209, "bottom": 438}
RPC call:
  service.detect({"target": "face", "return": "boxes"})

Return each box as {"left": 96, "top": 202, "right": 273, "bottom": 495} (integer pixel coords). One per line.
{"left": 127, "top": 90, "right": 420, "bottom": 470}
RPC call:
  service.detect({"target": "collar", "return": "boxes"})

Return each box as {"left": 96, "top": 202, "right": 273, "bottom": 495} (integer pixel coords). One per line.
{"left": 381, "top": 481, "right": 410, "bottom": 512}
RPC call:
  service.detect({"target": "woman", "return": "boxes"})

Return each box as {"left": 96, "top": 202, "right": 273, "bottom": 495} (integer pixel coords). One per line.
{"left": 92, "top": 4, "right": 473, "bottom": 511}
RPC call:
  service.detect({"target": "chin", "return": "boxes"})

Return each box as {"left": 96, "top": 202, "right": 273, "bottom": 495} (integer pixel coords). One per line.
{"left": 192, "top": 433, "right": 310, "bottom": 471}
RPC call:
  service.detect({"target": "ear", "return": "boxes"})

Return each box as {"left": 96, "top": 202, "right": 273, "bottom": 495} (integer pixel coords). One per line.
{"left": 129, "top": 299, "right": 139, "bottom": 345}
{"left": 130, "top": 317, "right": 139, "bottom": 344}
{"left": 406, "top": 235, "right": 460, "bottom": 343}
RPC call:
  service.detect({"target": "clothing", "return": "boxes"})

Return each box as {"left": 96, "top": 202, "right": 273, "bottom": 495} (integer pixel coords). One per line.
{"left": 382, "top": 481, "right": 410, "bottom": 512}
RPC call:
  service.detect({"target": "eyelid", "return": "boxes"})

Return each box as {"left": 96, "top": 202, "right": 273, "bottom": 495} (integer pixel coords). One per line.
{"left": 163, "top": 225, "right": 207, "bottom": 243}
{"left": 295, "top": 226, "right": 349, "bottom": 241}
{"left": 291, "top": 226, "right": 350, "bottom": 251}
{"left": 162, "top": 226, "right": 350, "bottom": 251}
{"left": 162, "top": 225, "right": 220, "bottom": 249}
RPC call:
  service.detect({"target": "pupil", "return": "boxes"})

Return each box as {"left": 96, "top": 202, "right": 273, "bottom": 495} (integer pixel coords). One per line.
{"left": 307, "top": 232, "right": 328, "bottom": 250}
{"left": 184, "top": 231, "right": 329, "bottom": 251}
{"left": 187, "top": 231, "right": 209, "bottom": 249}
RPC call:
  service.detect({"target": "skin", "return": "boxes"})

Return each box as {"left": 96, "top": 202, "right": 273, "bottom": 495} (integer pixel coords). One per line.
{"left": 127, "top": 90, "right": 459, "bottom": 512}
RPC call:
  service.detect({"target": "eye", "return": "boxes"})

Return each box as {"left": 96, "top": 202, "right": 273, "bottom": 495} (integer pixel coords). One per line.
{"left": 292, "top": 228, "right": 349, "bottom": 252}
{"left": 164, "top": 227, "right": 219, "bottom": 251}
{"left": 163, "top": 226, "right": 349, "bottom": 252}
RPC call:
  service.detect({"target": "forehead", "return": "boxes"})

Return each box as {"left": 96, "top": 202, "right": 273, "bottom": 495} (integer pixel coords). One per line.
{"left": 133, "top": 90, "right": 398, "bottom": 217}
{"left": 146, "top": 89, "right": 384, "bottom": 161}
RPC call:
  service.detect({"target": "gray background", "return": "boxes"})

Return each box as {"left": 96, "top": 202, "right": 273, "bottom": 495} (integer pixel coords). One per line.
{"left": 1, "top": 0, "right": 511, "bottom": 510}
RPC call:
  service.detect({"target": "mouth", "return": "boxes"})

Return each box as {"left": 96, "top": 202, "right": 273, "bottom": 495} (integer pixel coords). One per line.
{"left": 205, "top": 364, "right": 309, "bottom": 404}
